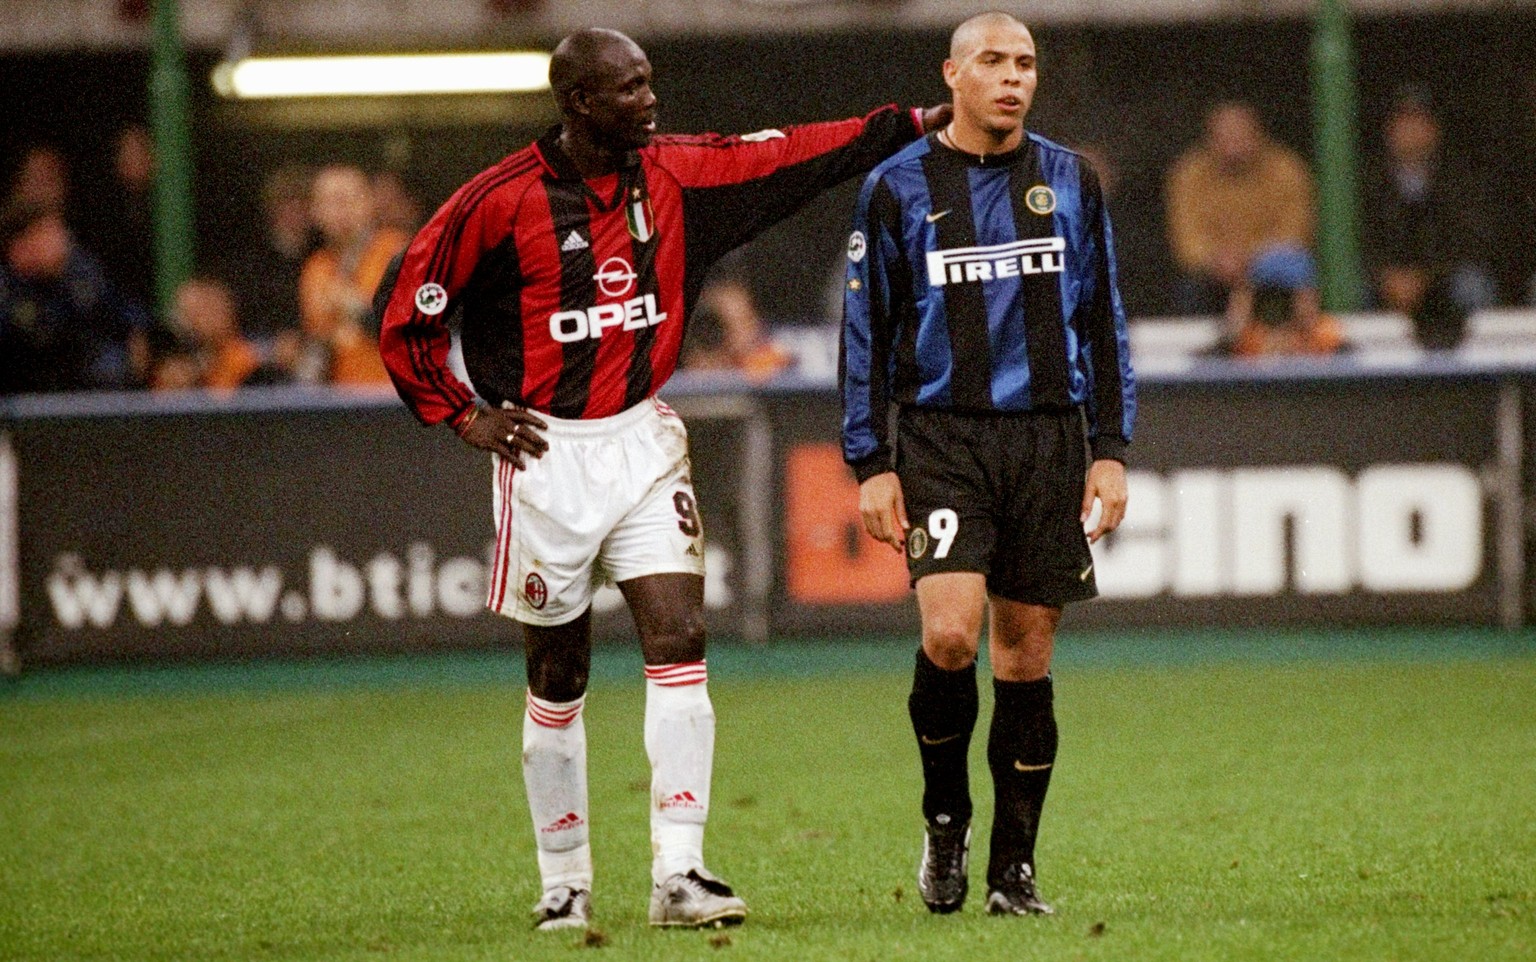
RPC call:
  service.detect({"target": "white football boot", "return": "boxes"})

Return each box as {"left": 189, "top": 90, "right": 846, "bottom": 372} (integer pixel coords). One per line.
{"left": 647, "top": 868, "right": 748, "bottom": 928}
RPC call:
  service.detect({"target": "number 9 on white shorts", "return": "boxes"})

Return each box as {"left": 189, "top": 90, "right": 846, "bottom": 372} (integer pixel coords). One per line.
{"left": 485, "top": 398, "right": 706, "bottom": 625}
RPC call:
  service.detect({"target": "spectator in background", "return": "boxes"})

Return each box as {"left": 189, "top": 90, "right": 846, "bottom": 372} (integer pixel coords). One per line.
{"left": 1166, "top": 102, "right": 1315, "bottom": 315}
{"left": 371, "top": 170, "right": 423, "bottom": 234}
{"left": 0, "top": 199, "right": 150, "bottom": 394}
{"left": 150, "top": 275, "right": 272, "bottom": 392}
{"left": 227, "top": 165, "right": 314, "bottom": 345}
{"left": 1361, "top": 89, "right": 1495, "bottom": 350}
{"left": 680, "top": 276, "right": 791, "bottom": 382}
{"left": 9, "top": 145, "right": 71, "bottom": 214}
{"left": 91, "top": 124, "right": 157, "bottom": 311}
{"left": 298, "top": 164, "right": 406, "bottom": 385}
{"left": 1224, "top": 245, "right": 1343, "bottom": 358}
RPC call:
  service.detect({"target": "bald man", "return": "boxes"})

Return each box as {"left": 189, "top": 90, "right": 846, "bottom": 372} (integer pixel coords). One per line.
{"left": 377, "top": 28, "right": 949, "bottom": 931}
{"left": 842, "top": 13, "right": 1135, "bottom": 916}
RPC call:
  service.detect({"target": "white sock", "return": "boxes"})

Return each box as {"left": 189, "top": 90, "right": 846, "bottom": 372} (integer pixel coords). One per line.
{"left": 522, "top": 691, "right": 592, "bottom": 893}
{"left": 644, "top": 661, "right": 713, "bottom": 885}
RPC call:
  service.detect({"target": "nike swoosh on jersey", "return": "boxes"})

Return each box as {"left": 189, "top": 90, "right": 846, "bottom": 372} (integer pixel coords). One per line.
{"left": 1079, "top": 562, "right": 1094, "bottom": 581}
{"left": 925, "top": 209, "right": 952, "bottom": 223}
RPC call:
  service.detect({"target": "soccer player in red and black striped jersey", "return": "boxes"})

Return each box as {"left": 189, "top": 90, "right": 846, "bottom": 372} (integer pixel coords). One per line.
{"left": 376, "top": 28, "right": 949, "bottom": 932}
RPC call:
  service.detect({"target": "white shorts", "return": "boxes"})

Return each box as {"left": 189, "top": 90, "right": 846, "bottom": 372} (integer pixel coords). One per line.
{"left": 485, "top": 397, "right": 705, "bottom": 626}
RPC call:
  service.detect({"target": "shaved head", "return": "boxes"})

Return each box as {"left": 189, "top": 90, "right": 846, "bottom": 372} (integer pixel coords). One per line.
{"left": 950, "top": 11, "right": 1030, "bottom": 62}
{"left": 548, "top": 27, "right": 658, "bottom": 158}
{"left": 550, "top": 28, "right": 644, "bottom": 115}
{"left": 941, "top": 11, "right": 1036, "bottom": 154}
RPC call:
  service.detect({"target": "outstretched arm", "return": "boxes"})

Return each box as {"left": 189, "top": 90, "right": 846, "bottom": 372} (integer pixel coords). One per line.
{"left": 666, "top": 104, "right": 945, "bottom": 268}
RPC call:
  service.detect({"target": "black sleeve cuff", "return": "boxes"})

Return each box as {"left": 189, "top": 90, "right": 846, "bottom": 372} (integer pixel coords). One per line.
{"left": 1090, "top": 435, "right": 1128, "bottom": 465}
{"left": 850, "top": 452, "right": 894, "bottom": 484}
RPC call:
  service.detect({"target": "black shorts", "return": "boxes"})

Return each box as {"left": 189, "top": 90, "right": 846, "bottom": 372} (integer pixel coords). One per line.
{"left": 895, "top": 406, "right": 1097, "bottom": 606}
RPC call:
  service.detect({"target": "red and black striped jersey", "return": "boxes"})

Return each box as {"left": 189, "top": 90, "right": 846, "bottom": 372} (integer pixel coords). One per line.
{"left": 376, "top": 105, "right": 926, "bottom": 425}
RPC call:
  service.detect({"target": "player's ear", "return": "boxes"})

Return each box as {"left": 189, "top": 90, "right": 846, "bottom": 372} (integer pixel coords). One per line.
{"left": 942, "top": 58, "right": 959, "bottom": 91}
{"left": 568, "top": 84, "right": 593, "bottom": 119}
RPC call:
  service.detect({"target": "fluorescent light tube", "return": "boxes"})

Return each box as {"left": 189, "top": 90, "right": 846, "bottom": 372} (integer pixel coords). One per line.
{"left": 212, "top": 52, "right": 552, "bottom": 98}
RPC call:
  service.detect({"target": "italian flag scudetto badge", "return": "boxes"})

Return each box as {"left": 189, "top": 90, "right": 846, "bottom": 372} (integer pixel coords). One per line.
{"left": 627, "top": 195, "right": 654, "bottom": 242}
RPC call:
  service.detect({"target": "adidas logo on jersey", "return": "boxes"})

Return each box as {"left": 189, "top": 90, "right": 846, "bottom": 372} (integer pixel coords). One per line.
{"left": 561, "top": 230, "right": 589, "bottom": 252}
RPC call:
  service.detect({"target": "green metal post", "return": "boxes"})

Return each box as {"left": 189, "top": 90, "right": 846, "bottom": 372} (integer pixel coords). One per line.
{"left": 150, "top": 0, "right": 195, "bottom": 319}
{"left": 1311, "top": 0, "right": 1363, "bottom": 312}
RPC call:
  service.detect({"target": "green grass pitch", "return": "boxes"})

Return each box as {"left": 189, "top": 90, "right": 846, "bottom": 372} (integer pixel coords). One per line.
{"left": 2, "top": 631, "right": 1534, "bottom": 961}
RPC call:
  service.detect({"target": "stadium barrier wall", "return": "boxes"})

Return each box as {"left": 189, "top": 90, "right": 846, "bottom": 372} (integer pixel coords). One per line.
{"left": 1, "top": 357, "right": 1530, "bottom": 667}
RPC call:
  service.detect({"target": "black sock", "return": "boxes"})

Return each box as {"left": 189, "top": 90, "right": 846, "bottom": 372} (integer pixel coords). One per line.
{"left": 908, "top": 648, "right": 978, "bottom": 826}
{"left": 987, "top": 675, "right": 1057, "bottom": 886}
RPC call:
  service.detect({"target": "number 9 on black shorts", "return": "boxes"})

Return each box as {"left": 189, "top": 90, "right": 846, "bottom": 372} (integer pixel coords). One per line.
{"left": 895, "top": 406, "right": 1098, "bottom": 607}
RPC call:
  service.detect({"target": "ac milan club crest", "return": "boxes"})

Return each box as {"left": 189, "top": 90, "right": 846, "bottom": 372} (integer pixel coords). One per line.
{"left": 524, "top": 572, "right": 548, "bottom": 609}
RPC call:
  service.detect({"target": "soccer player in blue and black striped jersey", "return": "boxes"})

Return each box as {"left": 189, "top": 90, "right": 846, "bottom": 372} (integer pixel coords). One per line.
{"left": 840, "top": 12, "right": 1135, "bottom": 917}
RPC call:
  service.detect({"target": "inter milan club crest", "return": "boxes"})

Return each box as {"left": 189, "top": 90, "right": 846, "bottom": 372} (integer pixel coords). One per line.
{"left": 907, "top": 527, "right": 930, "bottom": 559}
{"left": 524, "top": 572, "right": 548, "bottom": 610}
{"left": 1025, "top": 185, "right": 1057, "bottom": 216}
{"left": 626, "top": 188, "right": 655, "bottom": 242}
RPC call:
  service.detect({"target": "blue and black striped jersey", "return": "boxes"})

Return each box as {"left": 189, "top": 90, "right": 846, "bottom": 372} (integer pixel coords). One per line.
{"left": 840, "top": 131, "right": 1136, "bottom": 482}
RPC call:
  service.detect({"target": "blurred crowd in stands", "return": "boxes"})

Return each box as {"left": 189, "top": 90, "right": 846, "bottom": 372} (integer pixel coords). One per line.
{"left": 1165, "top": 89, "right": 1503, "bottom": 358}
{"left": 2, "top": 85, "right": 1533, "bottom": 396}
{"left": 0, "top": 127, "right": 423, "bottom": 396}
